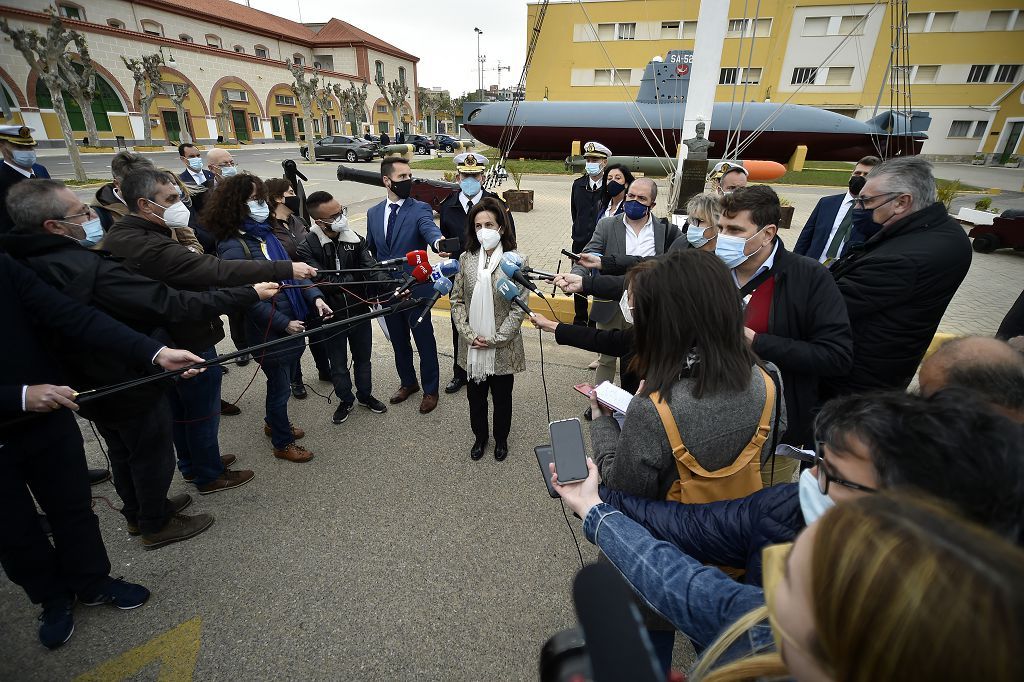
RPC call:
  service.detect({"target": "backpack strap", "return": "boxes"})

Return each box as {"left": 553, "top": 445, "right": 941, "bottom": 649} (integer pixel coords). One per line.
{"left": 237, "top": 235, "right": 254, "bottom": 260}
{"left": 649, "top": 390, "right": 686, "bottom": 456}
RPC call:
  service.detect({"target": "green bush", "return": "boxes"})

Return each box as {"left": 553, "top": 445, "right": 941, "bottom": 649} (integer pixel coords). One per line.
{"left": 974, "top": 197, "right": 993, "bottom": 212}
{"left": 936, "top": 180, "right": 961, "bottom": 210}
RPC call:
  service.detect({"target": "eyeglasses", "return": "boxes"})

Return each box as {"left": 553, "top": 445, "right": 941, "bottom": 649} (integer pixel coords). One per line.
{"left": 773, "top": 443, "right": 877, "bottom": 495}
{"left": 852, "top": 192, "right": 900, "bottom": 209}
{"left": 215, "top": 161, "right": 237, "bottom": 168}
{"left": 317, "top": 207, "right": 348, "bottom": 223}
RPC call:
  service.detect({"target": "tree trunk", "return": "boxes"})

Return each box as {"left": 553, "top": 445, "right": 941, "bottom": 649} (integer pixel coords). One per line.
{"left": 72, "top": 91, "right": 101, "bottom": 147}
{"left": 304, "top": 114, "right": 317, "bottom": 161}
{"left": 140, "top": 93, "right": 154, "bottom": 146}
{"left": 392, "top": 107, "right": 402, "bottom": 137}
{"left": 49, "top": 82, "right": 86, "bottom": 181}
{"left": 174, "top": 100, "right": 192, "bottom": 144}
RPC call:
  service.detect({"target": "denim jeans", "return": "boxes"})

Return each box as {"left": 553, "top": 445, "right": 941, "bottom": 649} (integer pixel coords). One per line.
{"left": 168, "top": 347, "right": 224, "bottom": 486}
{"left": 583, "top": 503, "right": 773, "bottom": 663}
{"left": 262, "top": 361, "right": 295, "bottom": 449}
{"left": 325, "top": 319, "right": 373, "bottom": 403}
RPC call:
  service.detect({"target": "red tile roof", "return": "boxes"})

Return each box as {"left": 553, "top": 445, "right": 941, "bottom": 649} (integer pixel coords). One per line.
{"left": 131, "top": 0, "right": 417, "bottom": 61}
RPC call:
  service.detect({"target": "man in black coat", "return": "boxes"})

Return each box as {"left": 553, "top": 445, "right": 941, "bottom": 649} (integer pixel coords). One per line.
{"left": 0, "top": 253, "right": 203, "bottom": 649}
{"left": 826, "top": 156, "right": 973, "bottom": 397}
{"left": 3, "top": 179, "right": 278, "bottom": 549}
{"left": 569, "top": 141, "right": 611, "bottom": 325}
{"left": 0, "top": 125, "right": 50, "bottom": 233}
{"left": 436, "top": 152, "right": 516, "bottom": 393}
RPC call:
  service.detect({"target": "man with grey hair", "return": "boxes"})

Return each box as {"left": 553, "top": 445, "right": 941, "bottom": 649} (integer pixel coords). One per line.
{"left": 91, "top": 151, "right": 154, "bottom": 232}
{"left": 918, "top": 336, "right": 1024, "bottom": 423}
{"left": 825, "top": 156, "right": 972, "bottom": 397}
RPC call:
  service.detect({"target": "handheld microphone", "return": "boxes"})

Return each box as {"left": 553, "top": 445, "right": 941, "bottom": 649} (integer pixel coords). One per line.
{"left": 377, "top": 249, "right": 430, "bottom": 267}
{"left": 431, "top": 258, "right": 460, "bottom": 282}
{"left": 496, "top": 276, "right": 535, "bottom": 317}
{"left": 499, "top": 252, "right": 544, "bottom": 298}
{"left": 392, "top": 263, "right": 432, "bottom": 299}
{"left": 414, "top": 274, "right": 453, "bottom": 327}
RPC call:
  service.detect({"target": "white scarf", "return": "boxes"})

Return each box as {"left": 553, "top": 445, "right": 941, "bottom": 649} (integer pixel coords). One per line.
{"left": 466, "top": 245, "right": 503, "bottom": 382}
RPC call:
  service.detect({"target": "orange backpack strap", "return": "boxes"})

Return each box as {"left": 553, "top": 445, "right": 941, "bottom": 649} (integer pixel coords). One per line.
{"left": 649, "top": 391, "right": 685, "bottom": 456}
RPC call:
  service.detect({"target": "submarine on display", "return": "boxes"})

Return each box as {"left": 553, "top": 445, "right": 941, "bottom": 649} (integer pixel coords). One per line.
{"left": 462, "top": 51, "right": 931, "bottom": 164}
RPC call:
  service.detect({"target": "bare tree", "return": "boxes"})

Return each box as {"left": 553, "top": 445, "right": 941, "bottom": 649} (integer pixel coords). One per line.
{"left": 435, "top": 91, "right": 453, "bottom": 134}
{"left": 57, "top": 29, "right": 100, "bottom": 147}
{"left": 290, "top": 62, "right": 319, "bottom": 161}
{"left": 122, "top": 54, "right": 163, "bottom": 146}
{"left": 313, "top": 80, "right": 334, "bottom": 139}
{"left": 1, "top": 11, "right": 88, "bottom": 180}
{"left": 375, "top": 73, "right": 409, "bottom": 138}
{"left": 167, "top": 82, "right": 192, "bottom": 144}
{"left": 333, "top": 82, "right": 368, "bottom": 136}
{"left": 216, "top": 92, "right": 233, "bottom": 142}
{"left": 417, "top": 86, "right": 439, "bottom": 134}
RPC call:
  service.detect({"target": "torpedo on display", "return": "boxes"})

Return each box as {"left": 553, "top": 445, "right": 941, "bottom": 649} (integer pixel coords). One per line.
{"left": 463, "top": 51, "right": 931, "bottom": 163}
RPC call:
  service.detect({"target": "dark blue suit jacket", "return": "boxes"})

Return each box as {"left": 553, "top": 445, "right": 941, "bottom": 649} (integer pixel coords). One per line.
{"left": 793, "top": 193, "right": 848, "bottom": 260}
{"left": 32, "top": 163, "right": 50, "bottom": 179}
{"left": 179, "top": 168, "right": 215, "bottom": 187}
{"left": 366, "top": 197, "right": 442, "bottom": 294}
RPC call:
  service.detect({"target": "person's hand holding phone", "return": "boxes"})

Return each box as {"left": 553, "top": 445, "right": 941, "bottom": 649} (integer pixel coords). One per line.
{"left": 550, "top": 458, "right": 603, "bottom": 518}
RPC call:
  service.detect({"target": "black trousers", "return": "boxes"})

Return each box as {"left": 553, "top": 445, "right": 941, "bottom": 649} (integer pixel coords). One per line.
{"left": 0, "top": 411, "right": 110, "bottom": 605}
{"left": 294, "top": 315, "right": 332, "bottom": 384}
{"left": 466, "top": 373, "right": 514, "bottom": 444}
{"left": 94, "top": 396, "right": 176, "bottom": 534}
{"left": 571, "top": 236, "right": 592, "bottom": 326}
{"left": 227, "top": 311, "right": 247, "bottom": 352}
{"left": 450, "top": 317, "right": 467, "bottom": 382}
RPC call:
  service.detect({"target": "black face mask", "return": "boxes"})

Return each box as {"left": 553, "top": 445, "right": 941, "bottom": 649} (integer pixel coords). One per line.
{"left": 606, "top": 180, "right": 625, "bottom": 197}
{"left": 851, "top": 208, "right": 885, "bottom": 239}
{"left": 283, "top": 195, "right": 301, "bottom": 213}
{"left": 389, "top": 178, "right": 413, "bottom": 200}
{"left": 848, "top": 175, "right": 866, "bottom": 196}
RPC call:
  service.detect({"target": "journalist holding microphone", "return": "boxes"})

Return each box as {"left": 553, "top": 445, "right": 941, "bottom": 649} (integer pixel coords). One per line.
{"left": 450, "top": 198, "right": 527, "bottom": 462}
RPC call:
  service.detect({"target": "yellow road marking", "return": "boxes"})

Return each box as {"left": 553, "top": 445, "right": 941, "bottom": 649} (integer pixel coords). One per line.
{"left": 74, "top": 617, "right": 202, "bottom": 682}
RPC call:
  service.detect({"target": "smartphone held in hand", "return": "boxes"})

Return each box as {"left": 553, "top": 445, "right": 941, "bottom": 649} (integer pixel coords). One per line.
{"left": 549, "top": 418, "right": 589, "bottom": 484}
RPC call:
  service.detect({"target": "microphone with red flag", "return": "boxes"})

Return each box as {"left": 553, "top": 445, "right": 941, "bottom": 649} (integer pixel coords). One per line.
{"left": 376, "top": 249, "right": 430, "bottom": 268}
{"left": 391, "top": 262, "right": 433, "bottom": 300}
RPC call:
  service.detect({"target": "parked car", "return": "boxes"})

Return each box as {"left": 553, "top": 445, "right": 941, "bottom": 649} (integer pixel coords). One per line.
{"left": 299, "top": 136, "right": 376, "bottom": 162}
{"left": 353, "top": 137, "right": 382, "bottom": 157}
{"left": 403, "top": 134, "right": 437, "bottom": 155}
{"left": 363, "top": 134, "right": 381, "bottom": 144}
{"left": 432, "top": 134, "right": 462, "bottom": 153}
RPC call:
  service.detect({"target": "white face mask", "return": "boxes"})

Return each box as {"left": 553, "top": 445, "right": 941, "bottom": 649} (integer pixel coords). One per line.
{"left": 477, "top": 227, "right": 501, "bottom": 250}
{"left": 329, "top": 215, "right": 349, "bottom": 233}
{"left": 619, "top": 289, "right": 633, "bottom": 324}
{"left": 147, "top": 198, "right": 191, "bottom": 229}
{"left": 798, "top": 468, "right": 835, "bottom": 525}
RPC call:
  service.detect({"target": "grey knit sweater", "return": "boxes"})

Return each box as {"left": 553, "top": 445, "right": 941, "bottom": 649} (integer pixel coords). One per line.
{"left": 591, "top": 363, "right": 786, "bottom": 500}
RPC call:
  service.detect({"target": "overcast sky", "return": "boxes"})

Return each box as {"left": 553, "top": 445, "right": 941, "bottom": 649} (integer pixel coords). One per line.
{"left": 234, "top": 0, "right": 529, "bottom": 96}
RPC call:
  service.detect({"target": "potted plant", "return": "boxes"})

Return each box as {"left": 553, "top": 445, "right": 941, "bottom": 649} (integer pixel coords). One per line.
{"left": 1004, "top": 155, "right": 1021, "bottom": 168}
{"left": 974, "top": 197, "right": 994, "bottom": 212}
{"left": 776, "top": 195, "right": 795, "bottom": 229}
{"left": 502, "top": 161, "right": 534, "bottom": 212}
{"left": 971, "top": 153, "right": 986, "bottom": 166}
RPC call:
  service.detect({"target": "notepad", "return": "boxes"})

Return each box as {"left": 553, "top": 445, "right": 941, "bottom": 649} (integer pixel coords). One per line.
{"left": 594, "top": 381, "right": 633, "bottom": 414}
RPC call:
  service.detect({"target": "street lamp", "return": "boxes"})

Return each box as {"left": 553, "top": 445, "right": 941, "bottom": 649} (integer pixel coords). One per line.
{"left": 474, "top": 27, "right": 483, "bottom": 100}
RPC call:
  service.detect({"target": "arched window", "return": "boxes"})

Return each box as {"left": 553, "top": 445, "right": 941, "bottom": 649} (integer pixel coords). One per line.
{"left": 398, "top": 66, "right": 406, "bottom": 87}
{"left": 140, "top": 20, "right": 163, "bottom": 36}
{"left": 179, "top": 34, "right": 193, "bottom": 43}
{"left": 57, "top": 2, "right": 85, "bottom": 21}
{"left": 254, "top": 45, "right": 269, "bottom": 59}
{"left": 292, "top": 53, "right": 304, "bottom": 65}
{"left": 36, "top": 70, "right": 124, "bottom": 131}
{"left": 234, "top": 45, "right": 245, "bottom": 53}
{"left": 106, "top": 19, "right": 125, "bottom": 29}
{"left": 205, "top": 34, "right": 222, "bottom": 48}
{"left": 375, "top": 60, "right": 384, "bottom": 82}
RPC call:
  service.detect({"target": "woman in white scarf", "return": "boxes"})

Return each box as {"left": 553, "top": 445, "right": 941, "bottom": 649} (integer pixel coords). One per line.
{"left": 449, "top": 198, "right": 528, "bottom": 462}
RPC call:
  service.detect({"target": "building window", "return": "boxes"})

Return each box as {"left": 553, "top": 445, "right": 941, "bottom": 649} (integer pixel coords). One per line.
{"left": 727, "top": 18, "right": 772, "bottom": 38}
{"left": 275, "top": 94, "right": 295, "bottom": 106}
{"left": 681, "top": 21, "right": 697, "bottom": 39}
{"left": 271, "top": 117, "right": 281, "bottom": 133}
{"left": 994, "top": 64, "right": 1021, "bottom": 83}
{"left": 234, "top": 45, "right": 245, "bottom": 53}
{"left": 742, "top": 68, "right": 762, "bottom": 84}
{"left": 719, "top": 67, "right": 761, "bottom": 85}
{"left": 377, "top": 104, "right": 388, "bottom": 113}
{"left": 57, "top": 3, "right": 83, "bottom": 21}
{"left": 660, "top": 21, "right": 679, "bottom": 40}
{"left": 333, "top": 119, "right": 341, "bottom": 134}
{"left": 297, "top": 118, "right": 304, "bottom": 132}
{"left": 987, "top": 10, "right": 1012, "bottom": 31}
{"left": 825, "top": 66, "right": 854, "bottom": 86}
{"left": 255, "top": 45, "right": 269, "bottom": 59}
{"left": 399, "top": 67, "right": 406, "bottom": 87}
{"left": 907, "top": 13, "right": 928, "bottom": 32}
{"left": 179, "top": 34, "right": 193, "bottom": 43}
{"left": 312, "top": 119, "right": 320, "bottom": 134}
{"left": 930, "top": 12, "right": 956, "bottom": 31}
{"left": 948, "top": 120, "right": 972, "bottom": 138}
{"left": 375, "top": 60, "right": 384, "bottom": 82}
{"left": 140, "top": 20, "right": 163, "bottom": 37}
{"left": 968, "top": 65, "right": 993, "bottom": 83}
{"left": 107, "top": 19, "right": 125, "bottom": 29}
{"left": 838, "top": 15, "right": 866, "bottom": 35}
{"left": 249, "top": 115, "right": 260, "bottom": 133}
{"left": 205, "top": 34, "right": 221, "bottom": 48}
{"left": 972, "top": 121, "right": 987, "bottom": 139}
{"left": 913, "top": 65, "right": 940, "bottom": 83}
{"left": 720, "top": 68, "right": 737, "bottom": 85}
{"left": 595, "top": 22, "right": 635, "bottom": 40}
{"left": 616, "top": 22, "right": 636, "bottom": 40}
{"left": 727, "top": 19, "right": 748, "bottom": 36}
{"left": 792, "top": 67, "right": 818, "bottom": 85}
{"left": 802, "top": 17, "right": 829, "bottom": 36}
{"left": 292, "top": 54, "right": 304, "bottom": 66}
{"left": 594, "top": 68, "right": 631, "bottom": 85}
{"left": 225, "top": 89, "right": 248, "bottom": 102}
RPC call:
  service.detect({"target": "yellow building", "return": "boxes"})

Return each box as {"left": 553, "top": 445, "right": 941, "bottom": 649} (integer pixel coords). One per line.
{"left": 526, "top": 0, "right": 1024, "bottom": 160}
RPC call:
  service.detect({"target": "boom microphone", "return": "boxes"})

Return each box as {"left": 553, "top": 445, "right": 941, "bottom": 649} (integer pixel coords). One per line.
{"left": 499, "top": 252, "right": 544, "bottom": 298}
{"left": 392, "top": 263, "right": 433, "bottom": 299}
{"left": 496, "top": 276, "right": 535, "bottom": 318}
{"left": 414, "top": 274, "right": 453, "bottom": 327}
{"left": 522, "top": 266, "right": 558, "bottom": 279}
{"left": 377, "top": 249, "right": 430, "bottom": 267}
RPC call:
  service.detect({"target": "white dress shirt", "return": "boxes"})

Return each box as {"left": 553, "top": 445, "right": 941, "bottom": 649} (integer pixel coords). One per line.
{"left": 819, "top": 193, "right": 855, "bottom": 263}
{"left": 624, "top": 215, "right": 656, "bottom": 257}
{"left": 459, "top": 191, "right": 484, "bottom": 213}
{"left": 186, "top": 168, "right": 207, "bottom": 185}
{"left": 604, "top": 198, "right": 623, "bottom": 218}
{"left": 383, "top": 197, "right": 406, "bottom": 241}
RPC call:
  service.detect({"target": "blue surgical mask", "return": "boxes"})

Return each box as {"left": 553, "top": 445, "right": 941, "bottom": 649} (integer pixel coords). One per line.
{"left": 585, "top": 162, "right": 601, "bottom": 176}
{"left": 622, "top": 199, "right": 649, "bottom": 221}
{"left": 459, "top": 177, "right": 481, "bottom": 198}
{"left": 220, "top": 165, "right": 238, "bottom": 178}
{"left": 187, "top": 157, "right": 204, "bottom": 172}
{"left": 247, "top": 200, "right": 270, "bottom": 223}
{"left": 80, "top": 217, "right": 104, "bottom": 245}
{"left": 11, "top": 149, "right": 37, "bottom": 169}
{"left": 714, "top": 226, "right": 767, "bottom": 269}
{"left": 850, "top": 207, "right": 885, "bottom": 240}
{"left": 799, "top": 468, "right": 835, "bottom": 525}
{"left": 686, "top": 222, "right": 711, "bottom": 248}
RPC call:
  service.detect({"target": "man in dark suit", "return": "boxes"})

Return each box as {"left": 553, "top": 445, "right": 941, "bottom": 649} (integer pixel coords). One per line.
{"left": 0, "top": 125, "right": 50, "bottom": 233}
{"left": 365, "top": 156, "right": 445, "bottom": 414}
{"left": 569, "top": 141, "right": 611, "bottom": 326}
{"left": 794, "top": 156, "right": 880, "bottom": 264}
{"left": 436, "top": 152, "right": 516, "bottom": 394}
{"left": 178, "top": 142, "right": 215, "bottom": 189}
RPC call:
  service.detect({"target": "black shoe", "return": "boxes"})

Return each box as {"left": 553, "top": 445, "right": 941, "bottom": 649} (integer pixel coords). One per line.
{"left": 291, "top": 382, "right": 308, "bottom": 399}
{"left": 494, "top": 442, "right": 509, "bottom": 462}
{"left": 471, "top": 439, "right": 487, "bottom": 461}
{"left": 38, "top": 595, "right": 74, "bottom": 649}
{"left": 88, "top": 468, "right": 111, "bottom": 485}
{"left": 444, "top": 376, "right": 466, "bottom": 394}
{"left": 318, "top": 370, "right": 332, "bottom": 382}
{"left": 583, "top": 407, "right": 593, "bottom": 421}
{"left": 332, "top": 401, "right": 354, "bottom": 424}
{"left": 235, "top": 353, "right": 251, "bottom": 367}
{"left": 358, "top": 396, "right": 388, "bottom": 414}
{"left": 79, "top": 577, "right": 150, "bottom": 610}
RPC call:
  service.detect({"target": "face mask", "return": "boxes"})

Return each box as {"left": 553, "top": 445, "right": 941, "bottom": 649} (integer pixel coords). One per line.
{"left": 799, "top": 468, "right": 835, "bottom": 525}
{"left": 146, "top": 198, "right": 191, "bottom": 228}
{"left": 11, "top": 149, "right": 37, "bottom": 169}
{"left": 329, "top": 215, "right": 349, "bottom": 233}
{"left": 283, "top": 195, "right": 301, "bottom": 213}
{"left": 79, "top": 217, "right": 104, "bottom": 245}
{"left": 247, "top": 200, "right": 270, "bottom": 223}
{"left": 848, "top": 174, "right": 866, "bottom": 196}
{"left": 459, "top": 177, "right": 481, "bottom": 198}
{"left": 187, "top": 157, "right": 204, "bottom": 172}
{"left": 686, "top": 222, "right": 711, "bottom": 248}
{"left": 619, "top": 290, "right": 633, "bottom": 324}
{"left": 219, "top": 165, "right": 238, "bottom": 178}
{"left": 112, "top": 186, "right": 127, "bottom": 206}
{"left": 622, "top": 199, "right": 649, "bottom": 221}
{"left": 851, "top": 207, "right": 886, "bottom": 240}
{"left": 585, "top": 162, "right": 602, "bottom": 176}
{"left": 606, "top": 180, "right": 625, "bottom": 197}
{"left": 389, "top": 178, "right": 413, "bottom": 200}
{"left": 477, "top": 227, "right": 501, "bottom": 250}
{"left": 714, "top": 227, "right": 767, "bottom": 269}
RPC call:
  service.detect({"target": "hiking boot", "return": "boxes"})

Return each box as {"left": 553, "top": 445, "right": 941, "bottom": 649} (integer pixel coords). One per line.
{"left": 126, "top": 493, "right": 193, "bottom": 536}
{"left": 196, "top": 469, "right": 255, "bottom": 495}
{"left": 264, "top": 423, "right": 305, "bottom": 440}
{"left": 38, "top": 595, "right": 74, "bottom": 649}
{"left": 141, "top": 513, "right": 214, "bottom": 550}
{"left": 181, "top": 454, "right": 237, "bottom": 482}
{"left": 79, "top": 577, "right": 150, "bottom": 610}
{"left": 273, "top": 443, "right": 314, "bottom": 463}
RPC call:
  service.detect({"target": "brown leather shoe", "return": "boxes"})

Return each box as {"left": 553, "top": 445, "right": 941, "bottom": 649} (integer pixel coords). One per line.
{"left": 263, "top": 423, "right": 305, "bottom": 440}
{"left": 390, "top": 383, "right": 421, "bottom": 404}
{"left": 182, "top": 454, "right": 237, "bottom": 482}
{"left": 273, "top": 442, "right": 314, "bottom": 463}
{"left": 197, "top": 469, "right": 255, "bottom": 495}
{"left": 419, "top": 394, "right": 439, "bottom": 414}
{"left": 141, "top": 513, "right": 215, "bottom": 550}
{"left": 127, "top": 493, "right": 194, "bottom": 536}
{"left": 220, "top": 399, "right": 241, "bottom": 416}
